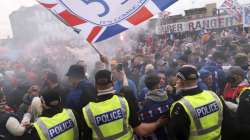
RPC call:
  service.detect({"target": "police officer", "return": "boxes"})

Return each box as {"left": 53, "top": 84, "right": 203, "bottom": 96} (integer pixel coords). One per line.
{"left": 168, "top": 65, "right": 236, "bottom": 140}
{"left": 81, "top": 70, "right": 166, "bottom": 140}
{"left": 236, "top": 86, "right": 250, "bottom": 140}
{"left": 27, "top": 89, "right": 81, "bottom": 140}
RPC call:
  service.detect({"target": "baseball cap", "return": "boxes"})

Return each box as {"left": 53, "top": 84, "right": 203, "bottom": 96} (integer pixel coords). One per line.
{"left": 199, "top": 69, "right": 211, "bottom": 79}
{"left": 177, "top": 65, "right": 198, "bottom": 81}
{"left": 95, "top": 70, "right": 112, "bottom": 85}
{"left": 66, "top": 64, "right": 85, "bottom": 77}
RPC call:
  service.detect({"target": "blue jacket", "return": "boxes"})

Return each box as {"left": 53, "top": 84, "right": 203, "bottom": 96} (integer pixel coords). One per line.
{"left": 138, "top": 87, "right": 149, "bottom": 102}
{"left": 65, "top": 80, "right": 96, "bottom": 111}
{"left": 138, "top": 96, "right": 174, "bottom": 140}
{"left": 198, "top": 79, "right": 209, "bottom": 90}
{"left": 138, "top": 75, "right": 147, "bottom": 94}
{"left": 114, "top": 79, "right": 138, "bottom": 99}
{"left": 201, "top": 62, "right": 226, "bottom": 94}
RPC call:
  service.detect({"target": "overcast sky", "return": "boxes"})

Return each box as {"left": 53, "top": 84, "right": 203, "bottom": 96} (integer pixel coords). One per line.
{"left": 0, "top": 0, "right": 249, "bottom": 39}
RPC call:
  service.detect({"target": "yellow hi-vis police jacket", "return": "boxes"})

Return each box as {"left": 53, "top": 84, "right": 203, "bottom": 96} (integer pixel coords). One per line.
{"left": 82, "top": 95, "right": 133, "bottom": 140}
{"left": 170, "top": 90, "right": 223, "bottom": 140}
{"left": 34, "top": 109, "right": 79, "bottom": 140}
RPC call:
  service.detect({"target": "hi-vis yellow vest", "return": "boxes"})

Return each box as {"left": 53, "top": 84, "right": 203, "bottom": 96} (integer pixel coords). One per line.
{"left": 170, "top": 90, "right": 223, "bottom": 140}
{"left": 82, "top": 95, "right": 133, "bottom": 140}
{"left": 34, "top": 109, "right": 79, "bottom": 140}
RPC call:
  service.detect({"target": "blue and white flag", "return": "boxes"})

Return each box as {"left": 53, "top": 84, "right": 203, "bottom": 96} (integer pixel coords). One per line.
{"left": 218, "top": 0, "right": 242, "bottom": 22}
{"left": 243, "top": 5, "right": 250, "bottom": 27}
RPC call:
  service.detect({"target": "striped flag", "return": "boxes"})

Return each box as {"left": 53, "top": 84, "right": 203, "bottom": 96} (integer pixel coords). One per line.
{"left": 242, "top": 5, "right": 250, "bottom": 27}
{"left": 37, "top": 0, "right": 177, "bottom": 43}
{"left": 159, "top": 11, "right": 171, "bottom": 18}
{"left": 218, "top": 0, "right": 242, "bottom": 22}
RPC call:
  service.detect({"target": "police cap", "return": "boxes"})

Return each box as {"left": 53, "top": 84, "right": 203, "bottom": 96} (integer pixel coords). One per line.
{"left": 177, "top": 65, "right": 198, "bottom": 81}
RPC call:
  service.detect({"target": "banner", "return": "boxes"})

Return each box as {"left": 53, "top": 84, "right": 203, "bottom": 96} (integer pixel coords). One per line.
{"left": 160, "top": 15, "right": 238, "bottom": 33}
{"left": 37, "top": 0, "right": 177, "bottom": 43}
{"left": 243, "top": 5, "right": 250, "bottom": 27}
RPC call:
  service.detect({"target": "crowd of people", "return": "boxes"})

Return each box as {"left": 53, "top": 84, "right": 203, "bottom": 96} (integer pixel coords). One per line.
{"left": 0, "top": 26, "right": 250, "bottom": 140}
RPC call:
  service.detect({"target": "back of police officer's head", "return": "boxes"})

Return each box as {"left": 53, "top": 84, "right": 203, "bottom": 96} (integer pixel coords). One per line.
{"left": 176, "top": 65, "right": 199, "bottom": 88}
{"left": 40, "top": 89, "right": 61, "bottom": 109}
{"left": 95, "top": 70, "right": 113, "bottom": 91}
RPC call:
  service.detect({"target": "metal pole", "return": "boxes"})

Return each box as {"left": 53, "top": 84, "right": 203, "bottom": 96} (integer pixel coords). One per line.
{"left": 86, "top": 41, "right": 102, "bottom": 55}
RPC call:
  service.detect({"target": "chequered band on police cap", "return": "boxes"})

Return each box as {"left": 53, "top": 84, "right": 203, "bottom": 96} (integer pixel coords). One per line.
{"left": 176, "top": 72, "right": 186, "bottom": 80}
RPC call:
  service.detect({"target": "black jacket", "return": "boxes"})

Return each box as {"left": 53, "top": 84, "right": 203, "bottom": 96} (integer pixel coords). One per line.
{"left": 236, "top": 88, "right": 250, "bottom": 140}
{"left": 0, "top": 112, "right": 24, "bottom": 140}
{"left": 6, "top": 84, "right": 30, "bottom": 111}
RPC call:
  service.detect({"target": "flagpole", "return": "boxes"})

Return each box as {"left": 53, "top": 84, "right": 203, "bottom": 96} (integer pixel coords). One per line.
{"left": 242, "top": 7, "right": 244, "bottom": 33}
{"left": 86, "top": 41, "right": 102, "bottom": 56}
{"left": 242, "top": 6, "right": 246, "bottom": 33}
{"left": 38, "top": 8, "right": 103, "bottom": 55}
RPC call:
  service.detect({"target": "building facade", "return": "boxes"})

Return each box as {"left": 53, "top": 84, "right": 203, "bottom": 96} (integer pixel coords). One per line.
{"left": 9, "top": 5, "right": 79, "bottom": 46}
{"left": 158, "top": 3, "right": 239, "bottom": 34}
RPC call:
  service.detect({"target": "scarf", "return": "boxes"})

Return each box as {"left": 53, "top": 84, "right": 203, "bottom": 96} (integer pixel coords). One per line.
{"left": 145, "top": 89, "right": 168, "bottom": 102}
{"left": 97, "top": 87, "right": 116, "bottom": 96}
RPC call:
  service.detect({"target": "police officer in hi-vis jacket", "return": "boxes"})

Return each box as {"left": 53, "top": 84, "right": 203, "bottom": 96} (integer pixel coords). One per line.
{"left": 168, "top": 65, "right": 237, "bottom": 140}
{"left": 81, "top": 70, "right": 167, "bottom": 140}
{"left": 27, "top": 89, "right": 81, "bottom": 140}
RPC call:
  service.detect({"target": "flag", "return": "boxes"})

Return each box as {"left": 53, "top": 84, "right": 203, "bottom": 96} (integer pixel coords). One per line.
{"left": 37, "top": 0, "right": 177, "bottom": 43}
{"left": 243, "top": 5, "right": 250, "bottom": 27}
{"left": 218, "top": 0, "right": 242, "bottom": 22}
